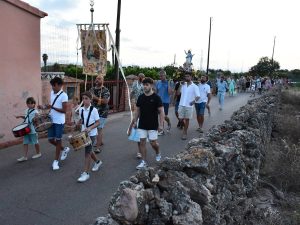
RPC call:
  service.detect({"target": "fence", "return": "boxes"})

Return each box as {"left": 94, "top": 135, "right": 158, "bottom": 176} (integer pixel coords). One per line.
{"left": 80, "top": 80, "right": 126, "bottom": 113}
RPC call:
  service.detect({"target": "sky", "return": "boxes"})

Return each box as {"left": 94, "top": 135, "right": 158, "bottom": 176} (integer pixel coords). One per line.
{"left": 26, "top": 0, "right": 300, "bottom": 72}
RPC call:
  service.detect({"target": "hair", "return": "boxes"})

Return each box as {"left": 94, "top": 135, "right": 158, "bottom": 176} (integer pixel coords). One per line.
{"left": 50, "top": 77, "right": 64, "bottom": 86}
{"left": 81, "top": 91, "right": 92, "bottom": 100}
{"left": 26, "top": 97, "right": 36, "bottom": 104}
{"left": 96, "top": 75, "right": 104, "bottom": 80}
{"left": 142, "top": 77, "right": 154, "bottom": 85}
{"left": 159, "top": 70, "right": 166, "bottom": 76}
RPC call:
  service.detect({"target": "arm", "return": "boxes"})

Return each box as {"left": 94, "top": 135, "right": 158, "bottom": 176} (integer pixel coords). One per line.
{"left": 85, "top": 119, "right": 100, "bottom": 133}
{"left": 158, "top": 106, "right": 165, "bottom": 130}
{"left": 51, "top": 101, "right": 67, "bottom": 113}
{"left": 207, "top": 93, "right": 211, "bottom": 105}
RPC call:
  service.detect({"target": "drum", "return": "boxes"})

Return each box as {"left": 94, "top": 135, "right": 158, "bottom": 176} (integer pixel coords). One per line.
{"left": 12, "top": 123, "right": 31, "bottom": 137}
{"left": 32, "top": 113, "right": 52, "bottom": 132}
{"left": 68, "top": 132, "right": 92, "bottom": 151}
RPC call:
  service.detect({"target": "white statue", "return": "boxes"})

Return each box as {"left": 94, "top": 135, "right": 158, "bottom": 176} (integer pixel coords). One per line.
{"left": 185, "top": 50, "right": 194, "bottom": 65}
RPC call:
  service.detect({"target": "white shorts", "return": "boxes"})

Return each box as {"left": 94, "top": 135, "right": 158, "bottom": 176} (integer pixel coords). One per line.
{"left": 178, "top": 105, "right": 193, "bottom": 119}
{"left": 137, "top": 129, "right": 158, "bottom": 140}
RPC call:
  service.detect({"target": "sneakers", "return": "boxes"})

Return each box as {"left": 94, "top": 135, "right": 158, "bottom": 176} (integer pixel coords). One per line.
{"left": 92, "top": 160, "right": 103, "bottom": 172}
{"left": 32, "top": 153, "right": 42, "bottom": 159}
{"left": 52, "top": 160, "right": 59, "bottom": 170}
{"left": 155, "top": 153, "right": 162, "bottom": 162}
{"left": 17, "top": 156, "right": 27, "bottom": 162}
{"left": 196, "top": 127, "right": 204, "bottom": 133}
{"left": 181, "top": 134, "right": 187, "bottom": 140}
{"left": 60, "top": 147, "right": 70, "bottom": 161}
{"left": 94, "top": 148, "right": 101, "bottom": 154}
{"left": 77, "top": 172, "right": 90, "bottom": 182}
{"left": 136, "top": 160, "right": 147, "bottom": 170}
{"left": 136, "top": 152, "right": 142, "bottom": 159}
{"left": 158, "top": 130, "right": 165, "bottom": 136}
{"left": 166, "top": 122, "right": 171, "bottom": 132}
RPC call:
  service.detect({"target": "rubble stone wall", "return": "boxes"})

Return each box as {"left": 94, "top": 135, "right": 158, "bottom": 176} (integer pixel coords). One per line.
{"left": 94, "top": 91, "right": 279, "bottom": 225}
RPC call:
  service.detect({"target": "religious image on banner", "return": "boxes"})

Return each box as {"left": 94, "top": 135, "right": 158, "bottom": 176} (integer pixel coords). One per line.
{"left": 80, "top": 29, "right": 107, "bottom": 76}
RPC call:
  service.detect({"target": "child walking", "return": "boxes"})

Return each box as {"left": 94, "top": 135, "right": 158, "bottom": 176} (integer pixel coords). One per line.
{"left": 15, "top": 97, "right": 41, "bottom": 162}
{"left": 77, "top": 92, "right": 102, "bottom": 183}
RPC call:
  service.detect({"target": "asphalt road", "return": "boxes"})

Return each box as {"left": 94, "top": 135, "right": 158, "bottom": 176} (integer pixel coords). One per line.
{"left": 0, "top": 93, "right": 254, "bottom": 225}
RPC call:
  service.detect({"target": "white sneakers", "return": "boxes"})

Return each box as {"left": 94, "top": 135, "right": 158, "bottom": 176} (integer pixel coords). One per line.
{"left": 136, "top": 160, "right": 147, "bottom": 170}
{"left": 60, "top": 147, "right": 70, "bottom": 161}
{"left": 77, "top": 172, "right": 90, "bottom": 182}
{"left": 32, "top": 153, "right": 42, "bottom": 159}
{"left": 155, "top": 153, "right": 162, "bottom": 162}
{"left": 52, "top": 160, "right": 59, "bottom": 170}
{"left": 92, "top": 160, "right": 102, "bottom": 172}
{"left": 17, "top": 156, "right": 27, "bottom": 162}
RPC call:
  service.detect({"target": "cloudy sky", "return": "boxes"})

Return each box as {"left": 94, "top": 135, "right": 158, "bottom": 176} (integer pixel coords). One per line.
{"left": 26, "top": 0, "right": 300, "bottom": 72}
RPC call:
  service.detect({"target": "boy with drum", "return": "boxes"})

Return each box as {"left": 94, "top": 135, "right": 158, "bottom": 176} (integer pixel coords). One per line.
{"left": 39, "top": 77, "right": 70, "bottom": 171}
{"left": 77, "top": 91, "right": 102, "bottom": 182}
{"left": 15, "top": 97, "right": 41, "bottom": 162}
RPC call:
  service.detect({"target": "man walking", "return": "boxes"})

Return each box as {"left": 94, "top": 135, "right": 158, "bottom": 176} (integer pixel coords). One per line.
{"left": 178, "top": 72, "right": 200, "bottom": 140}
{"left": 89, "top": 74, "right": 110, "bottom": 153}
{"left": 195, "top": 75, "right": 211, "bottom": 133}
{"left": 217, "top": 75, "right": 228, "bottom": 110}
{"left": 155, "top": 70, "right": 173, "bottom": 134}
{"left": 130, "top": 77, "right": 164, "bottom": 169}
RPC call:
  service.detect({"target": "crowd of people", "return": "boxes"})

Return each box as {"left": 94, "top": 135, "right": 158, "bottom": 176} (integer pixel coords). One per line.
{"left": 15, "top": 70, "right": 284, "bottom": 181}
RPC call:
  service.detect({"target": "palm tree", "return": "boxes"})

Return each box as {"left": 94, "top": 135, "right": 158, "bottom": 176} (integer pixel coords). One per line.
{"left": 42, "top": 53, "right": 48, "bottom": 72}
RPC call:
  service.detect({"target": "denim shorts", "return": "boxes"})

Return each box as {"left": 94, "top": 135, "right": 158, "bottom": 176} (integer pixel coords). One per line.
{"left": 85, "top": 136, "right": 96, "bottom": 154}
{"left": 195, "top": 102, "right": 206, "bottom": 116}
{"left": 23, "top": 133, "right": 38, "bottom": 145}
{"left": 163, "top": 103, "right": 169, "bottom": 115}
{"left": 48, "top": 123, "right": 64, "bottom": 140}
{"left": 175, "top": 101, "right": 180, "bottom": 113}
{"left": 97, "top": 117, "right": 107, "bottom": 129}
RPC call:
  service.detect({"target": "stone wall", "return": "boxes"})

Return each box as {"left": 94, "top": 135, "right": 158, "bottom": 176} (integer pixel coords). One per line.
{"left": 94, "top": 91, "right": 279, "bottom": 225}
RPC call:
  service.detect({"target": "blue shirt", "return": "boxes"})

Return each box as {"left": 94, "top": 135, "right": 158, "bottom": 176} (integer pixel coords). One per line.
{"left": 217, "top": 80, "right": 228, "bottom": 93}
{"left": 156, "top": 80, "right": 170, "bottom": 103}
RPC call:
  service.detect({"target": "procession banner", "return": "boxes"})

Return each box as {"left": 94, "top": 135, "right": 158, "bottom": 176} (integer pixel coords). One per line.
{"left": 80, "top": 29, "right": 107, "bottom": 76}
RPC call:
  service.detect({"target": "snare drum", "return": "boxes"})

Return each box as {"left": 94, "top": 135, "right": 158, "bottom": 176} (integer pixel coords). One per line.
{"left": 32, "top": 113, "right": 52, "bottom": 132}
{"left": 12, "top": 123, "right": 31, "bottom": 137}
{"left": 68, "top": 132, "right": 92, "bottom": 151}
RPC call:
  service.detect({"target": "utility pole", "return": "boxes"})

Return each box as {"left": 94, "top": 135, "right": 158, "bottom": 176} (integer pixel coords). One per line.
{"left": 115, "top": 0, "right": 121, "bottom": 110}
{"left": 271, "top": 36, "right": 276, "bottom": 66}
{"left": 206, "top": 17, "right": 212, "bottom": 75}
{"left": 270, "top": 36, "right": 276, "bottom": 75}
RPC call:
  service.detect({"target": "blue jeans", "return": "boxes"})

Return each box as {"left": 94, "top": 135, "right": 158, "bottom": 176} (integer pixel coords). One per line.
{"left": 218, "top": 92, "right": 225, "bottom": 109}
{"left": 163, "top": 103, "right": 169, "bottom": 115}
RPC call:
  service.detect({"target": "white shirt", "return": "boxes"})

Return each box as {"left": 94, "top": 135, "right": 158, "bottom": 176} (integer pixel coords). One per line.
{"left": 179, "top": 82, "right": 200, "bottom": 107}
{"left": 49, "top": 90, "right": 68, "bottom": 124}
{"left": 80, "top": 105, "right": 100, "bottom": 137}
{"left": 196, "top": 83, "right": 211, "bottom": 103}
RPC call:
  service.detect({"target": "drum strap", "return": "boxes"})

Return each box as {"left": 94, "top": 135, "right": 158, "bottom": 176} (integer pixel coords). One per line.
{"left": 24, "top": 109, "right": 35, "bottom": 123}
{"left": 50, "top": 91, "right": 63, "bottom": 112}
{"left": 81, "top": 106, "right": 95, "bottom": 128}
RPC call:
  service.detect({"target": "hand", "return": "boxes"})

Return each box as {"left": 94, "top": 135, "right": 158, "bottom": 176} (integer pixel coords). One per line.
{"left": 85, "top": 127, "right": 91, "bottom": 133}
{"left": 44, "top": 104, "right": 51, "bottom": 110}
{"left": 127, "top": 127, "right": 132, "bottom": 136}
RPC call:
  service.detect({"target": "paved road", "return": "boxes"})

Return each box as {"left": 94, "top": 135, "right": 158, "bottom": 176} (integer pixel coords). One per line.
{"left": 0, "top": 93, "right": 254, "bottom": 225}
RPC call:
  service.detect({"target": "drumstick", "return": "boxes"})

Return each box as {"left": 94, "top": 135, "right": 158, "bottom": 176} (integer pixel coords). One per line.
{"left": 74, "top": 101, "right": 83, "bottom": 112}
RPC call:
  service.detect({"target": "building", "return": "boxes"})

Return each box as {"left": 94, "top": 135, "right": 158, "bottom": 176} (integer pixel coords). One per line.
{"left": 0, "top": 0, "right": 47, "bottom": 148}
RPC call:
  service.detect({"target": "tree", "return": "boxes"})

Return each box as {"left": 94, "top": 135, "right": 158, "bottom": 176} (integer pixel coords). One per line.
{"left": 249, "top": 57, "right": 280, "bottom": 77}
{"left": 42, "top": 53, "right": 48, "bottom": 72}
